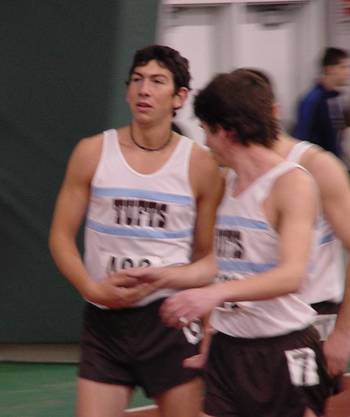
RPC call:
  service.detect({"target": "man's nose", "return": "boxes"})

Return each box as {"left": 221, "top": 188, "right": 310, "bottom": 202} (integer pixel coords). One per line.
{"left": 139, "top": 79, "right": 151, "bottom": 95}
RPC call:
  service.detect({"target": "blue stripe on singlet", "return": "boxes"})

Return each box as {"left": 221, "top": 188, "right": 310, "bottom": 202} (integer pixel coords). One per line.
{"left": 217, "top": 215, "right": 269, "bottom": 230}
{"left": 319, "top": 232, "right": 336, "bottom": 245}
{"left": 86, "top": 218, "right": 193, "bottom": 239}
{"left": 91, "top": 186, "right": 193, "bottom": 205}
{"left": 218, "top": 259, "right": 277, "bottom": 273}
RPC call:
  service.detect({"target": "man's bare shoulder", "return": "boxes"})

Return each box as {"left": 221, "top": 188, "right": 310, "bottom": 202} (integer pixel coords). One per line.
{"left": 189, "top": 142, "right": 223, "bottom": 200}
{"left": 65, "top": 132, "right": 104, "bottom": 181}
{"left": 71, "top": 132, "right": 104, "bottom": 164}
{"left": 73, "top": 132, "right": 104, "bottom": 160}
{"left": 301, "top": 147, "right": 349, "bottom": 196}
{"left": 272, "top": 166, "right": 317, "bottom": 211}
{"left": 190, "top": 142, "right": 219, "bottom": 174}
{"left": 301, "top": 148, "right": 350, "bottom": 244}
{"left": 277, "top": 166, "right": 315, "bottom": 191}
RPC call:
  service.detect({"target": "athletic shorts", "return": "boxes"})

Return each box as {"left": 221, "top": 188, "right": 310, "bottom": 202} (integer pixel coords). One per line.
{"left": 204, "top": 326, "right": 337, "bottom": 417}
{"left": 79, "top": 300, "right": 202, "bottom": 398}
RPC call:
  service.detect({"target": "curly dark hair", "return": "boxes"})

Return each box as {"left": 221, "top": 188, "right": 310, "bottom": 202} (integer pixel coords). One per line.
{"left": 194, "top": 69, "right": 278, "bottom": 147}
{"left": 127, "top": 44, "right": 191, "bottom": 93}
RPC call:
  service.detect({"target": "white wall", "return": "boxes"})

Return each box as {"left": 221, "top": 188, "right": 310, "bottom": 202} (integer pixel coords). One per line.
{"left": 328, "top": 0, "right": 350, "bottom": 49}
{"left": 158, "top": 5, "right": 235, "bottom": 142}
{"left": 157, "top": 0, "right": 328, "bottom": 141}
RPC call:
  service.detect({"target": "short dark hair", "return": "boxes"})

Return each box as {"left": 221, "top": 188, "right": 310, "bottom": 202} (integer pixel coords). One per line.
{"left": 194, "top": 69, "right": 278, "bottom": 147}
{"left": 239, "top": 68, "right": 276, "bottom": 100}
{"left": 321, "top": 47, "right": 349, "bottom": 67}
{"left": 127, "top": 45, "right": 191, "bottom": 92}
{"left": 242, "top": 68, "right": 273, "bottom": 87}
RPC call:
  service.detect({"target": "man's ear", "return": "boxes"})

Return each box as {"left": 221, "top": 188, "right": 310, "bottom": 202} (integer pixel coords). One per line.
{"left": 272, "top": 102, "right": 281, "bottom": 120}
{"left": 323, "top": 65, "right": 332, "bottom": 77}
{"left": 173, "top": 87, "right": 189, "bottom": 111}
{"left": 222, "top": 128, "right": 238, "bottom": 144}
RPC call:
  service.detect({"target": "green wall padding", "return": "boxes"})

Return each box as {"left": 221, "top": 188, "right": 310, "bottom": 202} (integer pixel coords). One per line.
{"left": 0, "top": 0, "right": 159, "bottom": 342}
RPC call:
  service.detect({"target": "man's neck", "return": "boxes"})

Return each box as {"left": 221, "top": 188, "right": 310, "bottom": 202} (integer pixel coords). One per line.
{"left": 272, "top": 133, "right": 298, "bottom": 159}
{"left": 319, "top": 76, "right": 338, "bottom": 91}
{"left": 130, "top": 120, "right": 173, "bottom": 149}
{"left": 229, "top": 144, "right": 284, "bottom": 183}
{"left": 226, "top": 145, "right": 284, "bottom": 198}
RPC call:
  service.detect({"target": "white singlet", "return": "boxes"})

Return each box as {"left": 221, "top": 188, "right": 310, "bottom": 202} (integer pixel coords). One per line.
{"left": 84, "top": 129, "right": 196, "bottom": 307}
{"left": 211, "top": 162, "right": 315, "bottom": 338}
{"left": 287, "top": 141, "right": 344, "bottom": 305}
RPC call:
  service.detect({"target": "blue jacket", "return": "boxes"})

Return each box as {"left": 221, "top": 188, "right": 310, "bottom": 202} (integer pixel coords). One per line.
{"left": 294, "top": 83, "right": 344, "bottom": 157}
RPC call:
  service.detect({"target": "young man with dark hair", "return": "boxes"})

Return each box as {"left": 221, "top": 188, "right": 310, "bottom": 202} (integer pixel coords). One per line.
{"left": 247, "top": 67, "right": 350, "bottom": 380}
{"left": 49, "top": 44, "right": 222, "bottom": 417}
{"left": 161, "top": 69, "right": 334, "bottom": 417}
{"left": 294, "top": 47, "right": 350, "bottom": 158}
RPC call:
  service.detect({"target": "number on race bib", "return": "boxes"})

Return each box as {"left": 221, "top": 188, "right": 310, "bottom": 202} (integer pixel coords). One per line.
{"left": 139, "top": 258, "right": 152, "bottom": 267}
{"left": 121, "top": 257, "right": 134, "bottom": 270}
{"left": 285, "top": 348, "right": 319, "bottom": 386}
{"left": 107, "top": 256, "right": 153, "bottom": 273}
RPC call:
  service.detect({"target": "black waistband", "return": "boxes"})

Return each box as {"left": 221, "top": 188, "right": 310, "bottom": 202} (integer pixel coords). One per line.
{"left": 216, "top": 325, "right": 317, "bottom": 346}
{"left": 310, "top": 301, "right": 340, "bottom": 315}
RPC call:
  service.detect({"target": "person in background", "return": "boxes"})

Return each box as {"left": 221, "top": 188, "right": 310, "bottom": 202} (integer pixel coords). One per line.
{"left": 250, "top": 68, "right": 350, "bottom": 380}
{"left": 294, "top": 47, "right": 350, "bottom": 161}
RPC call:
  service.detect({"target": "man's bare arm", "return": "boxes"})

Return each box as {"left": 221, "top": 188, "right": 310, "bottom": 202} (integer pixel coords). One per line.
{"left": 306, "top": 151, "right": 350, "bottom": 374}
{"left": 49, "top": 135, "right": 153, "bottom": 308}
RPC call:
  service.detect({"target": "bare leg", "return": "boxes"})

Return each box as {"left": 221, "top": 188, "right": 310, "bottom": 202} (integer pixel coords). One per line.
{"left": 303, "top": 408, "right": 319, "bottom": 417}
{"left": 155, "top": 377, "right": 203, "bottom": 417}
{"left": 76, "top": 377, "right": 133, "bottom": 417}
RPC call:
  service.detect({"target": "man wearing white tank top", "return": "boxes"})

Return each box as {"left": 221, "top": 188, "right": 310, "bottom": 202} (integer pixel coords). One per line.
{"left": 246, "top": 68, "right": 350, "bottom": 380}
{"left": 49, "top": 45, "right": 222, "bottom": 417}
{"left": 161, "top": 70, "right": 334, "bottom": 417}
{"left": 275, "top": 134, "right": 350, "bottom": 378}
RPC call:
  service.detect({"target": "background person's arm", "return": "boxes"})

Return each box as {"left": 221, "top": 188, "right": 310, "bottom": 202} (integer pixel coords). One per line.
{"left": 306, "top": 151, "right": 350, "bottom": 375}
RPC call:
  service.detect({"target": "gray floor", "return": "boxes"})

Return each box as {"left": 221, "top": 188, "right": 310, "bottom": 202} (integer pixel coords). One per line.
{"left": 0, "top": 344, "right": 79, "bottom": 363}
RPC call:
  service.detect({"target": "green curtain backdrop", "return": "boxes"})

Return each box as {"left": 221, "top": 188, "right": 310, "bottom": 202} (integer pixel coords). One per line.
{"left": 0, "top": 0, "right": 159, "bottom": 342}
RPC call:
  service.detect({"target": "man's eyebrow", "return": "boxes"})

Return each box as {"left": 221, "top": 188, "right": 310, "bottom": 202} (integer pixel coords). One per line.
{"left": 132, "top": 71, "right": 169, "bottom": 79}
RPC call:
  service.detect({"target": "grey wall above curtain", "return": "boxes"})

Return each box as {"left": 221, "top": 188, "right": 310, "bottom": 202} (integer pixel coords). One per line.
{"left": 0, "top": 0, "right": 159, "bottom": 342}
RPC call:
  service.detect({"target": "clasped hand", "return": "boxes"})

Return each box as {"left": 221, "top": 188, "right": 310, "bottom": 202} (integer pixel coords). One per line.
{"left": 84, "top": 271, "right": 156, "bottom": 309}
